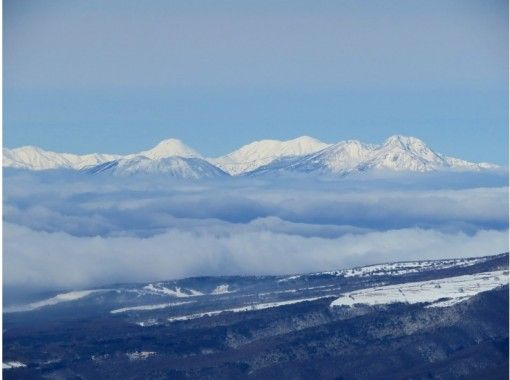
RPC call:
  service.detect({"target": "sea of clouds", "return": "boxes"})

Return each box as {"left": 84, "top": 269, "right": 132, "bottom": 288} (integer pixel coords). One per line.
{"left": 3, "top": 169, "right": 508, "bottom": 295}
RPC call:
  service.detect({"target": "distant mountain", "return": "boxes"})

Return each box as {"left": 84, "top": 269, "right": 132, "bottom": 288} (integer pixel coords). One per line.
{"left": 81, "top": 139, "right": 221, "bottom": 179}
{"left": 2, "top": 138, "right": 206, "bottom": 175}
{"left": 2, "top": 146, "right": 121, "bottom": 171}
{"left": 3, "top": 135, "right": 499, "bottom": 177}
{"left": 210, "top": 136, "right": 330, "bottom": 175}
{"left": 86, "top": 156, "right": 227, "bottom": 179}
{"left": 125, "top": 138, "right": 202, "bottom": 160}
{"left": 249, "top": 135, "right": 498, "bottom": 176}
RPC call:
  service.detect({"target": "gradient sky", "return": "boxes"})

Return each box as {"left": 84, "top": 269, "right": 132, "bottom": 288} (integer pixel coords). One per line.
{"left": 4, "top": 0, "right": 508, "bottom": 163}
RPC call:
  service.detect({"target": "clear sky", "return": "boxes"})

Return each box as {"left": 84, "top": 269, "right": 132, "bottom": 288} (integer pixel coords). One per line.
{"left": 4, "top": 0, "right": 508, "bottom": 163}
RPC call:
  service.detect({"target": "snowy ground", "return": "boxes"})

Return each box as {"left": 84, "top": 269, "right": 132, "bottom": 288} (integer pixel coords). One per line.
{"left": 4, "top": 290, "right": 105, "bottom": 313}
{"left": 3, "top": 361, "right": 26, "bottom": 370}
{"left": 110, "top": 301, "right": 194, "bottom": 314}
{"left": 278, "top": 257, "right": 492, "bottom": 282}
{"left": 330, "top": 270, "right": 508, "bottom": 308}
{"left": 167, "top": 297, "right": 326, "bottom": 322}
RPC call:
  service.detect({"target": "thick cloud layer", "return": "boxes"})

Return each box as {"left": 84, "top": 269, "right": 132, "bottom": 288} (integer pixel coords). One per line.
{"left": 4, "top": 171, "right": 508, "bottom": 237}
{"left": 4, "top": 223, "right": 508, "bottom": 292}
{"left": 3, "top": 170, "right": 509, "bottom": 294}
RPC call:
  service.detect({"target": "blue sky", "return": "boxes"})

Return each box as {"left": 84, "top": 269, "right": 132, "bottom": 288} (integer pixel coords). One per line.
{"left": 4, "top": 0, "right": 508, "bottom": 163}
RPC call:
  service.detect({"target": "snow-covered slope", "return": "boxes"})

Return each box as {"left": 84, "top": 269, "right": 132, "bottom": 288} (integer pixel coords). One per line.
{"left": 278, "top": 256, "right": 493, "bottom": 282}
{"left": 126, "top": 138, "right": 202, "bottom": 160}
{"left": 3, "top": 135, "right": 498, "bottom": 176}
{"left": 210, "top": 136, "right": 331, "bottom": 175}
{"left": 4, "top": 252, "right": 508, "bottom": 378}
{"left": 4, "top": 290, "right": 104, "bottom": 313}
{"left": 249, "top": 135, "right": 497, "bottom": 176}
{"left": 2, "top": 138, "right": 220, "bottom": 178}
{"left": 86, "top": 156, "right": 227, "bottom": 179}
{"left": 3, "top": 146, "right": 121, "bottom": 170}
{"left": 251, "top": 140, "right": 375, "bottom": 175}
{"left": 354, "top": 135, "right": 492, "bottom": 172}
{"left": 3, "top": 139, "right": 202, "bottom": 171}
{"left": 330, "top": 269, "right": 508, "bottom": 308}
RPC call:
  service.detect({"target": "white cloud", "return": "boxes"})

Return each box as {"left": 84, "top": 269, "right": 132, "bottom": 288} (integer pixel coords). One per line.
{"left": 3, "top": 173, "right": 508, "bottom": 237}
{"left": 4, "top": 222, "right": 507, "bottom": 291}
{"left": 3, "top": 172, "right": 508, "bottom": 294}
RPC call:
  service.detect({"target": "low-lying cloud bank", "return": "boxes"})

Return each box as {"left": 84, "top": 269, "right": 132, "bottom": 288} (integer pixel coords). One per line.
{"left": 3, "top": 170, "right": 509, "bottom": 294}
{"left": 4, "top": 172, "right": 509, "bottom": 238}
{"left": 4, "top": 222, "right": 508, "bottom": 291}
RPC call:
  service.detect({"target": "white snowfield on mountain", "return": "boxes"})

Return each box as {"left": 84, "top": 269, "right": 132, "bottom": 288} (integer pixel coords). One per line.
{"left": 88, "top": 156, "right": 227, "bottom": 178}
{"left": 210, "top": 136, "right": 330, "bottom": 175}
{"left": 330, "top": 270, "right": 508, "bottom": 308}
{"left": 3, "top": 135, "right": 498, "bottom": 176}
{"left": 110, "top": 301, "right": 194, "bottom": 314}
{"left": 143, "top": 284, "right": 204, "bottom": 298}
{"left": 323, "top": 257, "right": 491, "bottom": 278}
{"left": 278, "top": 256, "right": 493, "bottom": 282}
{"left": 125, "top": 138, "right": 202, "bottom": 160}
{"left": 3, "top": 289, "right": 106, "bottom": 313}
{"left": 3, "top": 361, "right": 27, "bottom": 370}
{"left": 211, "top": 284, "right": 234, "bottom": 295}
{"left": 167, "top": 296, "right": 326, "bottom": 322}
{"left": 249, "top": 135, "right": 498, "bottom": 175}
{"left": 2, "top": 145, "right": 121, "bottom": 170}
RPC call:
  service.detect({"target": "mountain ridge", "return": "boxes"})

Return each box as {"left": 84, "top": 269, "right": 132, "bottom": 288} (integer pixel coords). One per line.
{"left": 209, "top": 136, "right": 331, "bottom": 175}
{"left": 4, "top": 252, "right": 508, "bottom": 378}
{"left": 3, "top": 135, "right": 499, "bottom": 178}
{"left": 85, "top": 156, "right": 227, "bottom": 179}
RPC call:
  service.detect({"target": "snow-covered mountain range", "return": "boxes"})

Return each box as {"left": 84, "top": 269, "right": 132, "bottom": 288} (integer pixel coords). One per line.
{"left": 87, "top": 156, "right": 227, "bottom": 178}
{"left": 3, "top": 135, "right": 498, "bottom": 178}
{"left": 210, "top": 136, "right": 330, "bottom": 175}
{"left": 249, "top": 135, "right": 497, "bottom": 176}
{"left": 3, "top": 145, "right": 121, "bottom": 171}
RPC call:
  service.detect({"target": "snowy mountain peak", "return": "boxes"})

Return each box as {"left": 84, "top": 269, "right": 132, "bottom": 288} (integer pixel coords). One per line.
{"left": 4, "top": 145, "right": 52, "bottom": 159}
{"left": 3, "top": 135, "right": 499, "bottom": 176}
{"left": 328, "top": 139, "right": 374, "bottom": 151}
{"left": 361, "top": 135, "right": 448, "bottom": 172}
{"left": 383, "top": 135, "right": 424, "bottom": 146}
{"left": 232, "top": 136, "right": 329, "bottom": 158}
{"left": 307, "top": 140, "right": 375, "bottom": 172}
{"left": 248, "top": 135, "right": 499, "bottom": 176}
{"left": 8, "top": 145, "right": 43, "bottom": 153}
{"left": 286, "top": 135, "right": 328, "bottom": 147}
{"left": 3, "top": 146, "right": 121, "bottom": 171}
{"left": 135, "top": 139, "right": 201, "bottom": 160}
{"left": 211, "top": 136, "right": 330, "bottom": 175}
{"left": 382, "top": 135, "right": 432, "bottom": 153}
{"left": 87, "top": 156, "right": 227, "bottom": 179}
